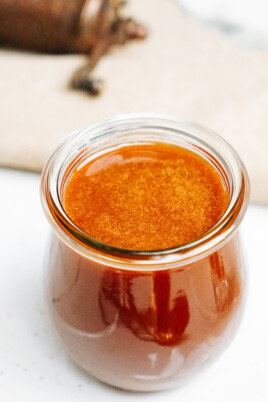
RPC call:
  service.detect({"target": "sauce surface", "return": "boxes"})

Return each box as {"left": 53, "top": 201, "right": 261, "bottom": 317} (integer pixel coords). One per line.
{"left": 64, "top": 144, "right": 228, "bottom": 250}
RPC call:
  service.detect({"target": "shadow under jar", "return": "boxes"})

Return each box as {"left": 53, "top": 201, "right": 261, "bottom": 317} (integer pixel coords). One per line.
{"left": 41, "top": 114, "right": 249, "bottom": 392}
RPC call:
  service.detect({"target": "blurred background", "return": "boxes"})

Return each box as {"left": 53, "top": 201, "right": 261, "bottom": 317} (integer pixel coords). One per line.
{"left": 0, "top": 1, "right": 267, "bottom": 401}
{"left": 179, "top": 0, "right": 268, "bottom": 48}
{"left": 0, "top": 0, "right": 267, "bottom": 202}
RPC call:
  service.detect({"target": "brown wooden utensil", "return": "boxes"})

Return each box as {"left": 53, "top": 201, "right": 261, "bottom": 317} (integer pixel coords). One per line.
{"left": 0, "top": 0, "right": 147, "bottom": 95}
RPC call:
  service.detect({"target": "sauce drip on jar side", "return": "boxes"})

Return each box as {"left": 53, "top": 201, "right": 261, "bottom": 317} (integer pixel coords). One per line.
{"left": 64, "top": 143, "right": 228, "bottom": 250}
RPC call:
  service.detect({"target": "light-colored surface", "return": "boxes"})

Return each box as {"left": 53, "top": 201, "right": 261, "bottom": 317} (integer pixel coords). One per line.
{"left": 179, "top": 0, "right": 268, "bottom": 48}
{"left": 0, "top": 0, "right": 268, "bottom": 203}
{"left": 0, "top": 168, "right": 267, "bottom": 401}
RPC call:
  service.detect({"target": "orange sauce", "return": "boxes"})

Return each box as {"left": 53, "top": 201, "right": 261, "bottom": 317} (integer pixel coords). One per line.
{"left": 64, "top": 143, "right": 228, "bottom": 250}
{"left": 48, "top": 143, "right": 243, "bottom": 390}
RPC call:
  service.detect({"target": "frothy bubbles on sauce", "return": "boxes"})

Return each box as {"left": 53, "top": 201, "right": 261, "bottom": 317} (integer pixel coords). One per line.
{"left": 64, "top": 144, "right": 228, "bottom": 250}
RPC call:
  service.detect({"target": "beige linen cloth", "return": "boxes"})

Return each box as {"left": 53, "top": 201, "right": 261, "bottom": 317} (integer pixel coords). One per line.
{"left": 0, "top": 0, "right": 267, "bottom": 203}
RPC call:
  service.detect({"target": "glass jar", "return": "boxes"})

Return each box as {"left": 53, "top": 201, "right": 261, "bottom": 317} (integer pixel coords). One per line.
{"left": 41, "top": 114, "right": 249, "bottom": 392}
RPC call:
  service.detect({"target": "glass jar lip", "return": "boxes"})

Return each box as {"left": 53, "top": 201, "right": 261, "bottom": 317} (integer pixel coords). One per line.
{"left": 41, "top": 113, "right": 250, "bottom": 269}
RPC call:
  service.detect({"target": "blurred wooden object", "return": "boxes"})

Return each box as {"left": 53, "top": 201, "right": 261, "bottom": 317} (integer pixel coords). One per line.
{"left": 0, "top": 0, "right": 146, "bottom": 94}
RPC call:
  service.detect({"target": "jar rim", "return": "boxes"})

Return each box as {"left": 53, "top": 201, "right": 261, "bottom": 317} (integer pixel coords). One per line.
{"left": 41, "top": 113, "right": 250, "bottom": 270}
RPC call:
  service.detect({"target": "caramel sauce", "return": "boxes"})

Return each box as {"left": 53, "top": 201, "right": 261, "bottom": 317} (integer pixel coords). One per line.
{"left": 47, "top": 143, "right": 244, "bottom": 390}
{"left": 64, "top": 144, "right": 228, "bottom": 250}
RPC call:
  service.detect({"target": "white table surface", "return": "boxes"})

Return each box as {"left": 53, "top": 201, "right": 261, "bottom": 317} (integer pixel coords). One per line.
{"left": 0, "top": 168, "right": 267, "bottom": 402}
